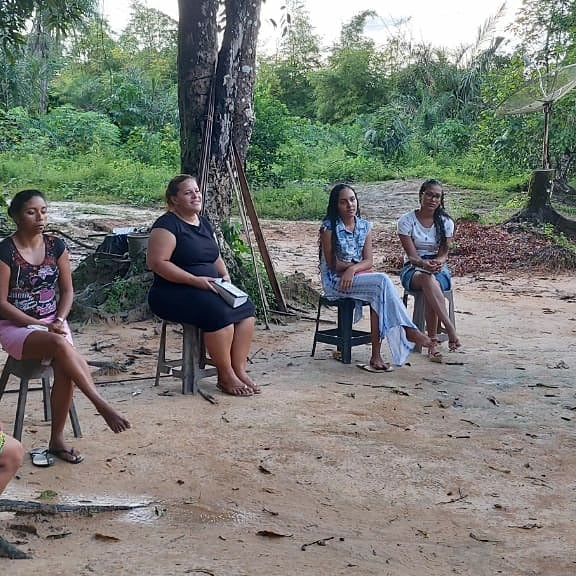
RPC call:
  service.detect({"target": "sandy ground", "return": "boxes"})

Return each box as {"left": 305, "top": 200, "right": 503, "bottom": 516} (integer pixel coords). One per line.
{"left": 1, "top": 182, "right": 575, "bottom": 575}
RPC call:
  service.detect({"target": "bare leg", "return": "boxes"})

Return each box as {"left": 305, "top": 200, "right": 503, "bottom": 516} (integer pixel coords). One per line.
{"left": 423, "top": 304, "right": 442, "bottom": 360}
{"left": 369, "top": 309, "right": 390, "bottom": 370}
{"left": 411, "top": 273, "right": 459, "bottom": 348}
{"left": 230, "top": 317, "right": 260, "bottom": 393}
{"left": 404, "top": 327, "right": 435, "bottom": 349}
{"left": 0, "top": 433, "right": 24, "bottom": 494}
{"left": 204, "top": 325, "right": 252, "bottom": 396}
{"left": 22, "top": 332, "right": 130, "bottom": 433}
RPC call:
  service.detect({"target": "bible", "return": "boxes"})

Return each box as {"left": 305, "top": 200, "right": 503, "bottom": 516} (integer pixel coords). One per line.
{"left": 213, "top": 279, "right": 248, "bottom": 308}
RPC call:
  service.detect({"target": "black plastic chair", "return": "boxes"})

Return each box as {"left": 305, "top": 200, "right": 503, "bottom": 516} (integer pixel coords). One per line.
{"left": 311, "top": 296, "right": 372, "bottom": 364}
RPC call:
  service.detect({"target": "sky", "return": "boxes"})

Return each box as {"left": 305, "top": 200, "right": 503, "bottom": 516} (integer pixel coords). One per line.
{"left": 98, "top": 0, "right": 524, "bottom": 51}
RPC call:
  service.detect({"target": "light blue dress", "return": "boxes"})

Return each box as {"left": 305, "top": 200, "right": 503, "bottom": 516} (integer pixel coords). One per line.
{"left": 320, "top": 216, "right": 417, "bottom": 366}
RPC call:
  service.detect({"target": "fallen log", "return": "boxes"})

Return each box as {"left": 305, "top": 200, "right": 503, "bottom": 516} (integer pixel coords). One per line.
{"left": 0, "top": 499, "right": 150, "bottom": 516}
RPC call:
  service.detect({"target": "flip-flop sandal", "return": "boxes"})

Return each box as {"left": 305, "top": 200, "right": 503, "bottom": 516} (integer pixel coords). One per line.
{"left": 428, "top": 350, "right": 443, "bottom": 363}
{"left": 30, "top": 448, "right": 54, "bottom": 467}
{"left": 48, "top": 448, "right": 84, "bottom": 464}
{"left": 449, "top": 340, "right": 462, "bottom": 351}
{"left": 216, "top": 383, "right": 253, "bottom": 397}
{"left": 356, "top": 363, "right": 395, "bottom": 373}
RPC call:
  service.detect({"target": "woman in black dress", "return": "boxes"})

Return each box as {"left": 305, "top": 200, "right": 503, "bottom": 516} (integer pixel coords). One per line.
{"left": 147, "top": 175, "right": 259, "bottom": 396}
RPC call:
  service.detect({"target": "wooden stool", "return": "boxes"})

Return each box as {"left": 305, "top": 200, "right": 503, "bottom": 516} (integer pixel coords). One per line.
{"left": 154, "top": 320, "right": 217, "bottom": 395}
{"left": 311, "top": 296, "right": 372, "bottom": 364}
{"left": 402, "top": 288, "right": 456, "bottom": 353}
{"left": 0, "top": 357, "right": 82, "bottom": 442}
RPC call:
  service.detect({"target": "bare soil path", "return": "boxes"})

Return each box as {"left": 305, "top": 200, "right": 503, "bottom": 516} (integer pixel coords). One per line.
{"left": 1, "top": 181, "right": 575, "bottom": 575}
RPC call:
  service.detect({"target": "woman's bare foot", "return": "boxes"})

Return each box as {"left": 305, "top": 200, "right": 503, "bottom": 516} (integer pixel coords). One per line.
{"left": 404, "top": 327, "right": 435, "bottom": 349}
{"left": 96, "top": 404, "right": 131, "bottom": 433}
{"left": 369, "top": 354, "right": 391, "bottom": 371}
{"left": 236, "top": 370, "right": 261, "bottom": 394}
{"left": 217, "top": 371, "right": 253, "bottom": 396}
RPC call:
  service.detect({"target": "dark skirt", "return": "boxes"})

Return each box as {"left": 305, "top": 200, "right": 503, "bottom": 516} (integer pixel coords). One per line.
{"left": 148, "top": 284, "right": 255, "bottom": 332}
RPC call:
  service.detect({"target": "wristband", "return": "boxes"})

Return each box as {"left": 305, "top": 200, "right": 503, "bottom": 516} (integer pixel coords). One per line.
{"left": 56, "top": 316, "right": 66, "bottom": 323}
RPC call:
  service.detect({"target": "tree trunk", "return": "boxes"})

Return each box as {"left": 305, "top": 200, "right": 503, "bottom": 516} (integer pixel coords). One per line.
{"left": 178, "top": 0, "right": 262, "bottom": 229}
{"left": 508, "top": 169, "right": 576, "bottom": 239}
{"left": 177, "top": 0, "right": 218, "bottom": 178}
{"left": 232, "top": 0, "right": 262, "bottom": 164}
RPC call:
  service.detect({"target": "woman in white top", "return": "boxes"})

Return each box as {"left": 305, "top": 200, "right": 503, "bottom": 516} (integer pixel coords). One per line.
{"left": 397, "top": 179, "right": 461, "bottom": 361}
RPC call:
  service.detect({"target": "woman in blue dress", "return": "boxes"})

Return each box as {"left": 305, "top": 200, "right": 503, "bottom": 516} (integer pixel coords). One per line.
{"left": 319, "top": 183, "right": 433, "bottom": 371}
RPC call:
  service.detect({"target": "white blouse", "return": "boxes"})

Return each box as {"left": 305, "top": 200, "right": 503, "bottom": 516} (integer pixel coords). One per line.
{"left": 397, "top": 210, "right": 454, "bottom": 260}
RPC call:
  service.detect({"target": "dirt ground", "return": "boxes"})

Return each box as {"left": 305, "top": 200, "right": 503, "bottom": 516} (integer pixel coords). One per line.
{"left": 1, "top": 181, "right": 575, "bottom": 575}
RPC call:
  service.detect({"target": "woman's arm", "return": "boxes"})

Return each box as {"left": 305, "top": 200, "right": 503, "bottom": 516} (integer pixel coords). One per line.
{"left": 399, "top": 234, "right": 451, "bottom": 272}
{"left": 48, "top": 250, "right": 74, "bottom": 334}
{"left": 214, "top": 256, "right": 231, "bottom": 282}
{"left": 146, "top": 228, "right": 216, "bottom": 291}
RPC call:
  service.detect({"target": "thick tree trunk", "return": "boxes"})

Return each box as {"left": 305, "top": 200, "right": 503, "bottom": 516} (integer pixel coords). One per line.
{"left": 178, "top": 0, "right": 262, "bottom": 228}
{"left": 177, "top": 0, "right": 218, "bottom": 177}
{"left": 508, "top": 169, "right": 576, "bottom": 239}
{"left": 232, "top": 0, "right": 262, "bottom": 164}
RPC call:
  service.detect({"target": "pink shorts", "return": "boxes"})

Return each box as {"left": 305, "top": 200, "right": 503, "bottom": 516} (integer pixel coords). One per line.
{"left": 0, "top": 315, "right": 73, "bottom": 360}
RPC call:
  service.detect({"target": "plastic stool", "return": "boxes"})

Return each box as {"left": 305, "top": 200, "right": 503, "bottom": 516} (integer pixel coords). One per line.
{"left": 311, "top": 296, "right": 372, "bottom": 364}
{"left": 0, "top": 357, "right": 82, "bottom": 441}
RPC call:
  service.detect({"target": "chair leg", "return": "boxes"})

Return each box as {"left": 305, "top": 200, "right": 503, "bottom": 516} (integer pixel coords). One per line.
{"left": 447, "top": 291, "right": 456, "bottom": 326}
{"left": 14, "top": 378, "right": 29, "bottom": 441}
{"left": 0, "top": 361, "right": 10, "bottom": 402}
{"left": 182, "top": 324, "right": 201, "bottom": 395}
{"left": 68, "top": 399, "right": 83, "bottom": 438}
{"left": 154, "top": 320, "right": 168, "bottom": 387}
{"left": 311, "top": 298, "right": 323, "bottom": 358}
{"left": 42, "top": 375, "right": 52, "bottom": 421}
{"left": 338, "top": 300, "right": 355, "bottom": 364}
{"left": 412, "top": 293, "right": 426, "bottom": 353}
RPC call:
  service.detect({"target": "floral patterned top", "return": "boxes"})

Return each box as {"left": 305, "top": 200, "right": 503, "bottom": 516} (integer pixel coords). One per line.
{"left": 0, "top": 235, "right": 66, "bottom": 319}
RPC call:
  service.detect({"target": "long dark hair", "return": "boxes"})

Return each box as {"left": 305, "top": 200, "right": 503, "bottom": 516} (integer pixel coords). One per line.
{"left": 319, "top": 183, "right": 360, "bottom": 263}
{"left": 8, "top": 189, "right": 46, "bottom": 221}
{"left": 419, "top": 179, "right": 452, "bottom": 249}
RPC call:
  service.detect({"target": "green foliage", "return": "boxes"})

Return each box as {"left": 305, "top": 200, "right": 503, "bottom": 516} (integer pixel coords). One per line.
{"left": 103, "top": 275, "right": 150, "bottom": 314}
{"left": 125, "top": 124, "right": 179, "bottom": 166}
{"left": 0, "top": 152, "right": 172, "bottom": 205}
{"left": 252, "top": 183, "right": 327, "bottom": 220}
{"left": 247, "top": 87, "right": 291, "bottom": 185}
{"left": 41, "top": 105, "right": 120, "bottom": 154}
{"left": 362, "top": 105, "right": 411, "bottom": 159}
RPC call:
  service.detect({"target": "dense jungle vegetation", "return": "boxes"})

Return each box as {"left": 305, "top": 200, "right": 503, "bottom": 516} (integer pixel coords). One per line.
{"left": 0, "top": 0, "right": 575, "bottom": 224}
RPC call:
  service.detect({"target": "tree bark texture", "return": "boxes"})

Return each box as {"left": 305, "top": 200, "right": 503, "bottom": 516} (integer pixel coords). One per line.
{"left": 177, "top": 0, "right": 218, "bottom": 178}
{"left": 178, "top": 0, "right": 262, "bottom": 227}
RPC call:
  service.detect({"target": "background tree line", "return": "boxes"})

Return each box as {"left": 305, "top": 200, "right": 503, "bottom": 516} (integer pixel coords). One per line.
{"left": 0, "top": 0, "right": 574, "bottom": 222}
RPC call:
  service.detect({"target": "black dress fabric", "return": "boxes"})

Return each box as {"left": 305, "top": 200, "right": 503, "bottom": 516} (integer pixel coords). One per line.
{"left": 148, "top": 212, "right": 255, "bottom": 332}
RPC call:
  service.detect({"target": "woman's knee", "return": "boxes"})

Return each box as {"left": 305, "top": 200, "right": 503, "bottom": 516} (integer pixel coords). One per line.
{"left": 2, "top": 435, "right": 24, "bottom": 472}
